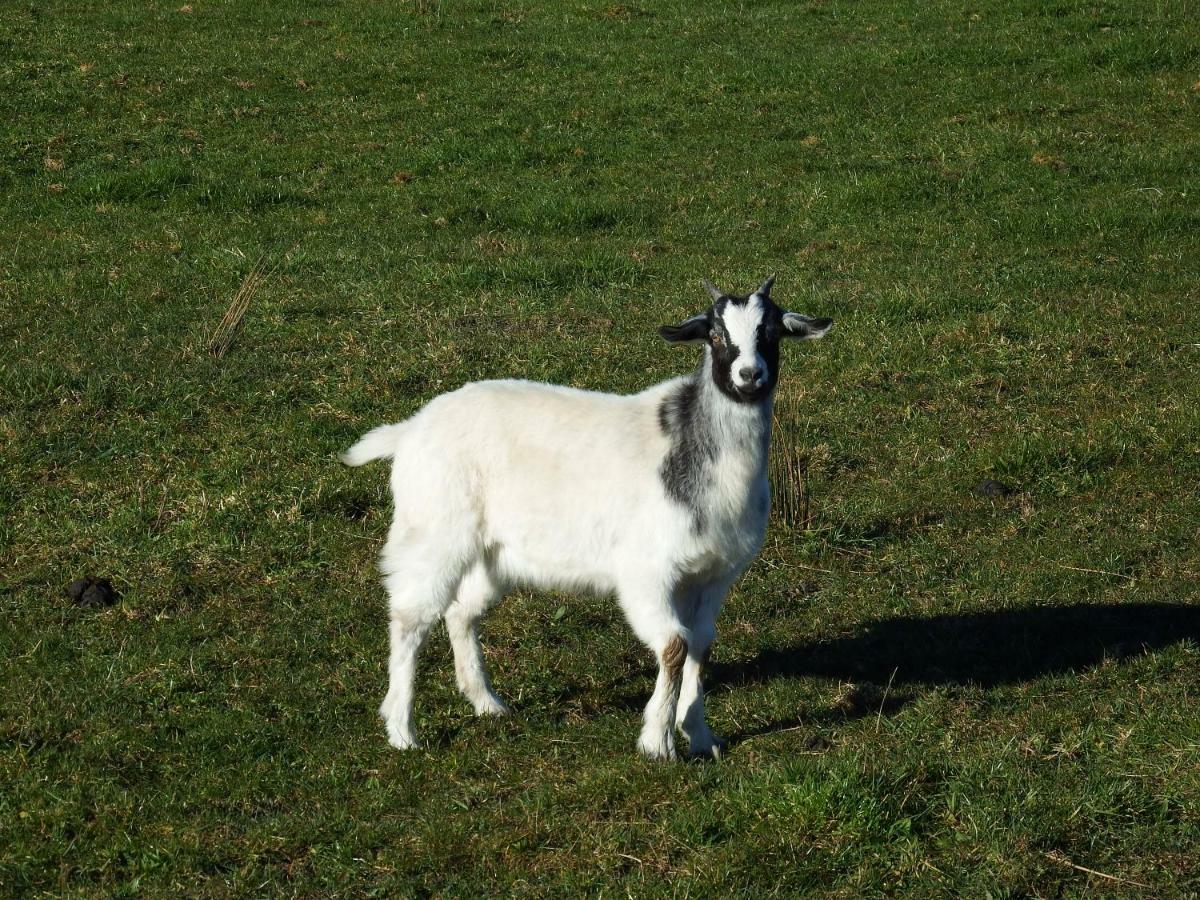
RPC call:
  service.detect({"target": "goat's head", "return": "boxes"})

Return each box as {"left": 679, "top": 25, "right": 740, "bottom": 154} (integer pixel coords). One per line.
{"left": 659, "top": 275, "right": 832, "bottom": 404}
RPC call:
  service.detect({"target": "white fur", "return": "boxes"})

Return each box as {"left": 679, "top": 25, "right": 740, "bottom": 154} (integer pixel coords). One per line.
{"left": 345, "top": 353, "right": 783, "bottom": 759}
{"left": 724, "top": 292, "right": 769, "bottom": 390}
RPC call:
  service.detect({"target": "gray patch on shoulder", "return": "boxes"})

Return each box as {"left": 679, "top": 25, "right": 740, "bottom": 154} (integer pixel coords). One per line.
{"left": 658, "top": 376, "right": 714, "bottom": 532}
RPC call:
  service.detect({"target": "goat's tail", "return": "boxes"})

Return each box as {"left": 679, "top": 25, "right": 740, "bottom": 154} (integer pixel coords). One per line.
{"left": 341, "top": 422, "right": 408, "bottom": 467}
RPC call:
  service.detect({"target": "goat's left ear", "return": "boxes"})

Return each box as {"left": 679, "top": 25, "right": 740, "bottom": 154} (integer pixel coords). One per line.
{"left": 782, "top": 312, "right": 834, "bottom": 340}
{"left": 658, "top": 313, "right": 710, "bottom": 344}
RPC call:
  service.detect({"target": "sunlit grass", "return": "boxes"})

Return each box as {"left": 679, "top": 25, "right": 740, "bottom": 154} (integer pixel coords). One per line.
{"left": 2, "top": 0, "right": 1199, "bottom": 894}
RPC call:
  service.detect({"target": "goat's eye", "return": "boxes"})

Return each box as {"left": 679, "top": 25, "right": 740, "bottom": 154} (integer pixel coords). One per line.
{"left": 710, "top": 332, "right": 723, "bottom": 346}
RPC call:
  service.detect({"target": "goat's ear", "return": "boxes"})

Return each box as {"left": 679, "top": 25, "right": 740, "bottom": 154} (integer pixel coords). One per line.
{"left": 782, "top": 312, "right": 833, "bottom": 340}
{"left": 658, "top": 313, "right": 710, "bottom": 344}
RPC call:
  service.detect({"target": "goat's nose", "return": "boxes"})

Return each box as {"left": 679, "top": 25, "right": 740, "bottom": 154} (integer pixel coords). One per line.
{"left": 739, "top": 365, "right": 764, "bottom": 384}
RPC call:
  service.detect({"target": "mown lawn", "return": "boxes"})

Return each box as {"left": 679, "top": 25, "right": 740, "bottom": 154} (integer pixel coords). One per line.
{"left": 2, "top": 0, "right": 1199, "bottom": 894}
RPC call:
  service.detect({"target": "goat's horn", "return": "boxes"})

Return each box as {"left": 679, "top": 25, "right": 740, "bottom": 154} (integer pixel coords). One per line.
{"left": 701, "top": 279, "right": 723, "bottom": 302}
{"left": 756, "top": 274, "right": 776, "bottom": 297}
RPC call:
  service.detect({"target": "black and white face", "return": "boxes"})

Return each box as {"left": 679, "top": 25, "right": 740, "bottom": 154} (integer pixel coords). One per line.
{"left": 659, "top": 275, "right": 833, "bottom": 404}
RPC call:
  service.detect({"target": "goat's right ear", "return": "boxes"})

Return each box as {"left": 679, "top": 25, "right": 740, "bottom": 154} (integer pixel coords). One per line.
{"left": 658, "top": 314, "right": 710, "bottom": 344}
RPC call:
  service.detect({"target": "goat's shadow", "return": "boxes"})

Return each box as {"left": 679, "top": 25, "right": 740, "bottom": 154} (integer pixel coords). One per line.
{"left": 710, "top": 601, "right": 1200, "bottom": 743}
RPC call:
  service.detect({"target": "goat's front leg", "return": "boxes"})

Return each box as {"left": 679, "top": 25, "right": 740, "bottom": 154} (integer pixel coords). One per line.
{"left": 638, "top": 632, "right": 689, "bottom": 760}
{"left": 621, "top": 585, "right": 689, "bottom": 761}
{"left": 675, "top": 582, "right": 729, "bottom": 759}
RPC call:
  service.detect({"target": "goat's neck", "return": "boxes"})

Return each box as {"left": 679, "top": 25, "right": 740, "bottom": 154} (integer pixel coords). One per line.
{"left": 694, "top": 357, "right": 774, "bottom": 476}
{"left": 658, "top": 354, "right": 775, "bottom": 530}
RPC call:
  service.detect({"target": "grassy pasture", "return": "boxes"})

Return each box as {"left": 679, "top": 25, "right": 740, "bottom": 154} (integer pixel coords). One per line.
{"left": 2, "top": 0, "right": 1199, "bottom": 894}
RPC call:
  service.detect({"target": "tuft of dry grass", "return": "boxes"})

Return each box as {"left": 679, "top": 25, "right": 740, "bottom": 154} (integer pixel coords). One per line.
{"left": 207, "top": 256, "right": 267, "bottom": 357}
{"left": 771, "top": 388, "right": 812, "bottom": 529}
{"left": 206, "top": 246, "right": 295, "bottom": 358}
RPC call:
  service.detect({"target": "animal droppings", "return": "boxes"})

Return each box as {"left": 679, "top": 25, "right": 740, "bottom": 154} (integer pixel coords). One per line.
{"left": 974, "top": 479, "right": 1014, "bottom": 498}
{"left": 66, "top": 576, "right": 117, "bottom": 608}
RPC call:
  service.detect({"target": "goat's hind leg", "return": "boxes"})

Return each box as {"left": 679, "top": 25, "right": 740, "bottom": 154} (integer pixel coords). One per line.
{"left": 378, "top": 543, "right": 465, "bottom": 750}
{"left": 446, "top": 561, "right": 509, "bottom": 716}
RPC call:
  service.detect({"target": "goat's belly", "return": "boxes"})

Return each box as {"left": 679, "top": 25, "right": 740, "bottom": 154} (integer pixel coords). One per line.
{"left": 484, "top": 500, "right": 625, "bottom": 594}
{"left": 490, "top": 539, "right": 619, "bottom": 596}
{"left": 479, "top": 462, "right": 664, "bottom": 595}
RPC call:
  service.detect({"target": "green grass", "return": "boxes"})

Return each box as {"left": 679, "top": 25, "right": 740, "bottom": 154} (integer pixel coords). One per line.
{"left": 3, "top": 0, "right": 1200, "bottom": 894}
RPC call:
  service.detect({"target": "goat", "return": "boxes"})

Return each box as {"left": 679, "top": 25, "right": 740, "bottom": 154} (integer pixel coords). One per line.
{"left": 342, "top": 275, "right": 832, "bottom": 759}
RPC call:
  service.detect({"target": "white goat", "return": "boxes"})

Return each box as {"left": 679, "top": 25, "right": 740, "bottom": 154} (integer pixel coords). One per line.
{"left": 343, "top": 275, "right": 831, "bottom": 759}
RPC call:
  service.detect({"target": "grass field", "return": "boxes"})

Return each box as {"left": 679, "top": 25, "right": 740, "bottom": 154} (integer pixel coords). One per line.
{"left": 3, "top": 0, "right": 1200, "bottom": 894}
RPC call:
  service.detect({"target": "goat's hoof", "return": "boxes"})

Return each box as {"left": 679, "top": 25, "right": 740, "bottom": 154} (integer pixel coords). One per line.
{"left": 385, "top": 724, "right": 421, "bottom": 750}
{"left": 637, "top": 734, "right": 678, "bottom": 762}
{"left": 473, "top": 695, "right": 510, "bottom": 717}
{"left": 688, "top": 736, "right": 726, "bottom": 761}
